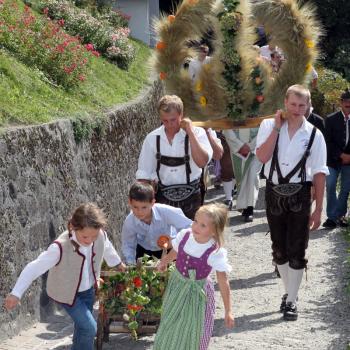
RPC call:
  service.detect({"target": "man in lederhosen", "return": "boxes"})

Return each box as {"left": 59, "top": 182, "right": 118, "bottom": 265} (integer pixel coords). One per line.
{"left": 136, "top": 95, "right": 213, "bottom": 219}
{"left": 256, "top": 85, "right": 328, "bottom": 321}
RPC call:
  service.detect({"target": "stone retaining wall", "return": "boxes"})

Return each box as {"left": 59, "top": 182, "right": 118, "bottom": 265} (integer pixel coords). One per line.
{"left": 0, "top": 81, "right": 163, "bottom": 340}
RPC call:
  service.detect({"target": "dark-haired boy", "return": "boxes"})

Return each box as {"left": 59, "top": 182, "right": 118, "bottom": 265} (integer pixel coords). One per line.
{"left": 121, "top": 182, "right": 192, "bottom": 265}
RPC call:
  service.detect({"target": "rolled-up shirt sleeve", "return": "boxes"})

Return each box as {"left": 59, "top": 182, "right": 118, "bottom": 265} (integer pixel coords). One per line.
{"left": 103, "top": 234, "right": 122, "bottom": 267}
{"left": 256, "top": 119, "right": 274, "bottom": 150}
{"left": 121, "top": 218, "right": 138, "bottom": 265}
{"left": 310, "top": 131, "right": 329, "bottom": 177}
{"left": 196, "top": 127, "right": 213, "bottom": 162}
{"left": 136, "top": 135, "right": 157, "bottom": 180}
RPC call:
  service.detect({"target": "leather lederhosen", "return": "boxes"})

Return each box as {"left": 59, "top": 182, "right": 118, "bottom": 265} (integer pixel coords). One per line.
{"left": 265, "top": 127, "right": 316, "bottom": 269}
{"left": 155, "top": 135, "right": 201, "bottom": 219}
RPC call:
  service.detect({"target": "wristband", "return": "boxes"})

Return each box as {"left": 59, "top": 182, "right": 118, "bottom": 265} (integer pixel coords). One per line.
{"left": 273, "top": 126, "right": 280, "bottom": 133}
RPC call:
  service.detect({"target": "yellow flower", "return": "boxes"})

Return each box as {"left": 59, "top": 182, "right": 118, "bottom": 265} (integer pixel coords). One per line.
{"left": 305, "top": 63, "right": 312, "bottom": 72}
{"left": 305, "top": 39, "right": 315, "bottom": 49}
{"left": 203, "top": 64, "right": 211, "bottom": 72}
{"left": 199, "top": 96, "right": 207, "bottom": 107}
{"left": 195, "top": 81, "right": 202, "bottom": 92}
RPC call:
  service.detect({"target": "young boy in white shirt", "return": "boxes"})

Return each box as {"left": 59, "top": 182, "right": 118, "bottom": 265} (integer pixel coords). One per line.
{"left": 122, "top": 182, "right": 192, "bottom": 265}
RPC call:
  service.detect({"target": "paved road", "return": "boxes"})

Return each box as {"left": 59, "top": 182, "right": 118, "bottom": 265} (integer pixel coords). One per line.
{"left": 1, "top": 186, "right": 350, "bottom": 350}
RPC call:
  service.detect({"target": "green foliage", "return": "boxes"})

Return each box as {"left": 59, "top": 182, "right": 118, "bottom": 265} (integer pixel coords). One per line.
{"left": 219, "top": 0, "right": 244, "bottom": 120}
{"left": 71, "top": 114, "right": 106, "bottom": 143}
{"left": 37, "top": 0, "right": 135, "bottom": 69}
{"left": 100, "top": 256, "right": 173, "bottom": 340}
{"left": 331, "top": 44, "right": 350, "bottom": 82}
{"left": 311, "top": 67, "right": 350, "bottom": 117}
{"left": 0, "top": 0, "right": 91, "bottom": 88}
{"left": 0, "top": 39, "right": 151, "bottom": 126}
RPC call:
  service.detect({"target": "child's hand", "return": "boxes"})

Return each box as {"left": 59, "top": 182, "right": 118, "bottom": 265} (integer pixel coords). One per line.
{"left": 225, "top": 311, "right": 235, "bottom": 329}
{"left": 116, "top": 262, "right": 126, "bottom": 272}
{"left": 4, "top": 294, "right": 19, "bottom": 311}
{"left": 156, "top": 260, "right": 167, "bottom": 272}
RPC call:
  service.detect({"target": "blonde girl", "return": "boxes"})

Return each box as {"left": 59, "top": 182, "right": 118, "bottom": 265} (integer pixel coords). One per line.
{"left": 4, "top": 203, "right": 125, "bottom": 350}
{"left": 154, "top": 203, "right": 234, "bottom": 350}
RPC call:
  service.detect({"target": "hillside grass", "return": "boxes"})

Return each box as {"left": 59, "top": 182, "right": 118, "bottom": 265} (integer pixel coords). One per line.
{"left": 0, "top": 39, "right": 152, "bottom": 126}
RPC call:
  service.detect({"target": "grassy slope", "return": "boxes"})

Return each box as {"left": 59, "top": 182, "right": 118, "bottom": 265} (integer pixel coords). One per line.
{"left": 0, "top": 39, "right": 152, "bottom": 126}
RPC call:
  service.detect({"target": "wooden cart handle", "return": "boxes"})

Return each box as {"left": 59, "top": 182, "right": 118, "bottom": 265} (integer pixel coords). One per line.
{"left": 192, "top": 112, "right": 286, "bottom": 130}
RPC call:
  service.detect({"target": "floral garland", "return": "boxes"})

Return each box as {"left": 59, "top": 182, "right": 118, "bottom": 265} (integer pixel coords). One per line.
{"left": 249, "top": 65, "right": 264, "bottom": 116}
{"left": 218, "top": 0, "right": 244, "bottom": 120}
{"left": 99, "top": 256, "right": 173, "bottom": 340}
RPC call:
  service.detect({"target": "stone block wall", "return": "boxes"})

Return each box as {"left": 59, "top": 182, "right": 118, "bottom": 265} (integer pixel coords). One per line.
{"left": 0, "top": 81, "right": 163, "bottom": 340}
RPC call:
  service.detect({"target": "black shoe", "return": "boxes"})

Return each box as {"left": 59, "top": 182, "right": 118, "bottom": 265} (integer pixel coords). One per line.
{"left": 242, "top": 206, "right": 253, "bottom": 222}
{"left": 280, "top": 293, "right": 288, "bottom": 313}
{"left": 283, "top": 302, "right": 298, "bottom": 321}
{"left": 244, "top": 214, "right": 253, "bottom": 222}
{"left": 322, "top": 218, "right": 337, "bottom": 229}
{"left": 337, "top": 217, "right": 349, "bottom": 228}
{"left": 223, "top": 199, "right": 233, "bottom": 210}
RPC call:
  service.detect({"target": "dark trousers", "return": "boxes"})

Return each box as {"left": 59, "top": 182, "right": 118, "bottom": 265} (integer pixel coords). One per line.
{"left": 155, "top": 190, "right": 201, "bottom": 220}
{"left": 219, "top": 135, "right": 234, "bottom": 182}
{"left": 265, "top": 183, "right": 311, "bottom": 270}
{"left": 136, "top": 244, "right": 162, "bottom": 260}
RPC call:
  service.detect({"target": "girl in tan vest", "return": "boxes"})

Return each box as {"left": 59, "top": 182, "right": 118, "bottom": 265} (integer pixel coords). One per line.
{"left": 4, "top": 203, "right": 125, "bottom": 350}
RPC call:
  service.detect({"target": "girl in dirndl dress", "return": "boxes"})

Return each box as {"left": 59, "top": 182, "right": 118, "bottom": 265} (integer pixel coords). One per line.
{"left": 154, "top": 203, "right": 234, "bottom": 350}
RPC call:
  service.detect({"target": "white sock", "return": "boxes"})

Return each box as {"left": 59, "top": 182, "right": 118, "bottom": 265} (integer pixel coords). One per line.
{"left": 222, "top": 181, "right": 233, "bottom": 200}
{"left": 286, "top": 267, "right": 304, "bottom": 304}
{"left": 277, "top": 262, "right": 289, "bottom": 294}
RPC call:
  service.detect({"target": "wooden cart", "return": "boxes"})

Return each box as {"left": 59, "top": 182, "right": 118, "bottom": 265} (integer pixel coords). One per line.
{"left": 96, "top": 257, "right": 169, "bottom": 350}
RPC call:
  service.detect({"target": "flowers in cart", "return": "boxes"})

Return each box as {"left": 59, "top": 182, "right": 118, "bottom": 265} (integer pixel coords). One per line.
{"left": 99, "top": 255, "right": 173, "bottom": 340}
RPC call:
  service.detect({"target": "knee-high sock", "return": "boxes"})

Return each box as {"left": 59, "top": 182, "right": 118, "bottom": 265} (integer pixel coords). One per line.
{"left": 286, "top": 267, "right": 304, "bottom": 304}
{"left": 222, "top": 181, "right": 233, "bottom": 200}
{"left": 277, "top": 263, "right": 289, "bottom": 294}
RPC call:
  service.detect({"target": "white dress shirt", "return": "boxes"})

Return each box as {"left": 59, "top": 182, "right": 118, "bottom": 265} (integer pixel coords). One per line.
{"left": 136, "top": 125, "right": 213, "bottom": 185}
{"left": 172, "top": 229, "right": 232, "bottom": 272}
{"left": 122, "top": 203, "right": 192, "bottom": 264}
{"left": 256, "top": 118, "right": 329, "bottom": 184}
{"left": 11, "top": 231, "right": 121, "bottom": 299}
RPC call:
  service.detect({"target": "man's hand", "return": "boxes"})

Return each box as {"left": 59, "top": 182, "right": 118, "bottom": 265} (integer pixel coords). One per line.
{"left": 4, "top": 294, "right": 20, "bottom": 311}
{"left": 156, "top": 259, "right": 167, "bottom": 272}
{"left": 275, "top": 109, "right": 284, "bottom": 129}
{"left": 238, "top": 143, "right": 251, "bottom": 157}
{"left": 340, "top": 153, "right": 350, "bottom": 165}
{"left": 180, "top": 118, "right": 194, "bottom": 134}
{"left": 309, "top": 208, "right": 322, "bottom": 231}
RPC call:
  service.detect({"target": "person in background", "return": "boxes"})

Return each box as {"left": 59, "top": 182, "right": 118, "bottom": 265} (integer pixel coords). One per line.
{"left": 322, "top": 89, "right": 350, "bottom": 229}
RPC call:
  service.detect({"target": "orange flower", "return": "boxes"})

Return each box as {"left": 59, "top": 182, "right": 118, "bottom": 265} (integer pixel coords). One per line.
{"left": 256, "top": 95, "right": 264, "bottom": 103}
{"left": 156, "top": 41, "right": 166, "bottom": 50}
{"left": 127, "top": 304, "right": 143, "bottom": 311}
{"left": 133, "top": 277, "right": 143, "bottom": 288}
{"left": 255, "top": 77, "right": 262, "bottom": 85}
{"left": 159, "top": 72, "right": 167, "bottom": 80}
{"left": 168, "top": 15, "right": 176, "bottom": 23}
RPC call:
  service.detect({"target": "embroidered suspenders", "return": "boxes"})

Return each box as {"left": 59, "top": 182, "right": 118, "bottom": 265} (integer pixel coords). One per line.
{"left": 156, "top": 135, "right": 191, "bottom": 184}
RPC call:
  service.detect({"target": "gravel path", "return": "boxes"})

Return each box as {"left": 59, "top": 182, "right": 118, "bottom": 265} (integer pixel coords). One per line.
{"left": 1, "top": 185, "right": 350, "bottom": 350}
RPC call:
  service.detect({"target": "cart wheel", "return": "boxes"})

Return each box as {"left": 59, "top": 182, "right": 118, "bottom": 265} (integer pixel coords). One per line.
{"left": 96, "top": 313, "right": 104, "bottom": 350}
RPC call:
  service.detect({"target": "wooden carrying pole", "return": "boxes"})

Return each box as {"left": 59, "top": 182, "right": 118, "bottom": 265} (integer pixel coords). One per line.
{"left": 192, "top": 114, "right": 276, "bottom": 130}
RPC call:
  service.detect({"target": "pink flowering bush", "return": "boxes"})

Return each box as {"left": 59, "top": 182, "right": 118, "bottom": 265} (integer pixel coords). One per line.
{"left": 0, "top": 0, "right": 91, "bottom": 88}
{"left": 38, "top": 0, "right": 135, "bottom": 69}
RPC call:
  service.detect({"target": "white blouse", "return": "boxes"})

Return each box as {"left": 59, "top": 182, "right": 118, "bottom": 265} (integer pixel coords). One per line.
{"left": 172, "top": 229, "right": 232, "bottom": 273}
